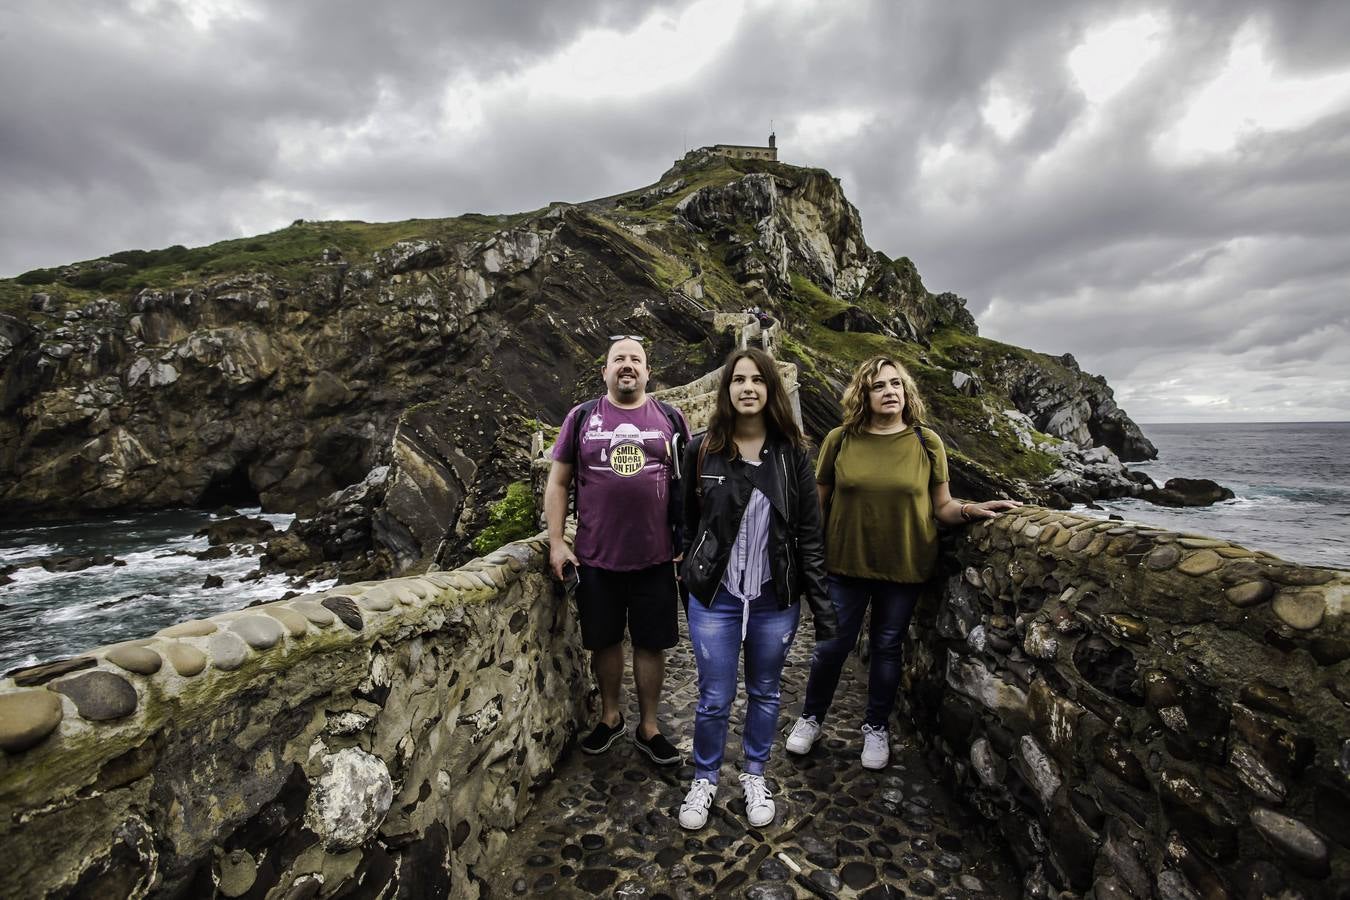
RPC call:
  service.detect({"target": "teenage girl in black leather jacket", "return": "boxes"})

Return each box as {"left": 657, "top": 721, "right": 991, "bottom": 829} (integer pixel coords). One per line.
{"left": 674, "top": 347, "right": 837, "bottom": 831}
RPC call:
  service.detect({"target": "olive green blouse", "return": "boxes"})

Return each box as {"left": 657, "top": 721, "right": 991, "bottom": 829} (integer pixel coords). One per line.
{"left": 815, "top": 425, "right": 949, "bottom": 583}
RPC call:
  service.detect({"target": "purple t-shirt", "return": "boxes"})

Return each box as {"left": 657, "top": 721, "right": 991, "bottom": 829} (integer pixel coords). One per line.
{"left": 552, "top": 396, "right": 686, "bottom": 571}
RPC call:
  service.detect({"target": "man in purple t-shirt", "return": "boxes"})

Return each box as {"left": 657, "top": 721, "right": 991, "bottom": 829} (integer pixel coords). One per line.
{"left": 545, "top": 337, "right": 687, "bottom": 766}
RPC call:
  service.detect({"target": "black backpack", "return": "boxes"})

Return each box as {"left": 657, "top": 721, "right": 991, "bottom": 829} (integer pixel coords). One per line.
{"left": 565, "top": 397, "right": 691, "bottom": 545}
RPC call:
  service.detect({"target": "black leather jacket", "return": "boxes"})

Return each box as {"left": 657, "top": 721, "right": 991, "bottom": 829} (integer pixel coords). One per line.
{"left": 679, "top": 435, "right": 838, "bottom": 639}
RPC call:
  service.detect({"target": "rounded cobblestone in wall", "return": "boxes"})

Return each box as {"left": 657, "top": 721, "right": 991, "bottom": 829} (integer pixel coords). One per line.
{"left": 321, "top": 596, "right": 364, "bottom": 630}
{"left": 104, "top": 645, "right": 162, "bottom": 675}
{"left": 290, "top": 600, "right": 335, "bottom": 627}
{"left": 162, "top": 643, "right": 208, "bottom": 676}
{"left": 230, "top": 615, "right": 286, "bottom": 650}
{"left": 1106, "top": 536, "right": 1133, "bottom": 557}
{"left": 0, "top": 691, "right": 63, "bottom": 752}
{"left": 1177, "top": 550, "right": 1222, "bottom": 576}
{"left": 207, "top": 632, "right": 250, "bottom": 670}
{"left": 357, "top": 588, "right": 395, "bottom": 611}
{"left": 1144, "top": 545, "right": 1182, "bottom": 570}
{"left": 1225, "top": 580, "right": 1274, "bottom": 608}
{"left": 305, "top": 747, "right": 394, "bottom": 851}
{"left": 1250, "top": 808, "right": 1329, "bottom": 875}
{"left": 1068, "top": 532, "right": 1096, "bottom": 553}
{"left": 1269, "top": 566, "right": 1335, "bottom": 587}
{"left": 51, "top": 670, "right": 138, "bottom": 720}
{"left": 1271, "top": 591, "right": 1325, "bottom": 631}
{"left": 158, "top": 619, "right": 216, "bottom": 638}
{"left": 218, "top": 848, "right": 257, "bottom": 897}
{"left": 261, "top": 605, "right": 310, "bottom": 638}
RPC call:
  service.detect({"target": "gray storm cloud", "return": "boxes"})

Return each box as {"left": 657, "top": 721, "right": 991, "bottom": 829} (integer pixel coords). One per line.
{"left": 2, "top": 0, "right": 1346, "bottom": 421}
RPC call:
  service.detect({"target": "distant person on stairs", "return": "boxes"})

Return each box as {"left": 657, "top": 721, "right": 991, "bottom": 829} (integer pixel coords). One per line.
{"left": 675, "top": 348, "right": 837, "bottom": 830}
{"left": 545, "top": 336, "right": 690, "bottom": 767}
{"left": 785, "top": 355, "right": 1020, "bottom": 770}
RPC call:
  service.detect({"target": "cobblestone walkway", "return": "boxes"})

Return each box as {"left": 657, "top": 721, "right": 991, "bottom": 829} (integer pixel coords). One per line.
{"left": 487, "top": 622, "right": 1020, "bottom": 899}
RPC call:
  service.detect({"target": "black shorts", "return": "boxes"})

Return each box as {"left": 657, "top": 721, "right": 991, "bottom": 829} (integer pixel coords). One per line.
{"left": 575, "top": 562, "right": 680, "bottom": 651}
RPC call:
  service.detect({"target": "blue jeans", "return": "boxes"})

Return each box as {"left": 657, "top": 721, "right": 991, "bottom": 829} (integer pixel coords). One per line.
{"left": 801, "top": 575, "right": 921, "bottom": 729}
{"left": 687, "top": 583, "right": 801, "bottom": 784}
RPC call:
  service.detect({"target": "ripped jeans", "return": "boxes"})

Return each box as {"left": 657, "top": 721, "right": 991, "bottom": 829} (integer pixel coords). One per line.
{"left": 686, "top": 583, "right": 800, "bottom": 783}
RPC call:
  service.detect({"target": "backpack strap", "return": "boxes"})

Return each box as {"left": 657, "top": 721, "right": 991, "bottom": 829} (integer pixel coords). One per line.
{"left": 567, "top": 398, "right": 601, "bottom": 464}
{"left": 655, "top": 399, "right": 689, "bottom": 479}
{"left": 913, "top": 424, "right": 941, "bottom": 478}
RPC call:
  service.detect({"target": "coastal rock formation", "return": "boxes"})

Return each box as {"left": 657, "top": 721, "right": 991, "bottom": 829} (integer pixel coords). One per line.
{"left": 987, "top": 351, "right": 1155, "bottom": 462}
{"left": 2, "top": 152, "right": 1157, "bottom": 548}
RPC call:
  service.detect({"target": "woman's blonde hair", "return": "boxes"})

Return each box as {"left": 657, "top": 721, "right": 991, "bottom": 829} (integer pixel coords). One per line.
{"left": 840, "top": 355, "right": 927, "bottom": 435}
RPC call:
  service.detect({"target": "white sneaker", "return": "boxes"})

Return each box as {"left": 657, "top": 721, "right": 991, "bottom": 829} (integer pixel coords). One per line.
{"left": 861, "top": 723, "right": 890, "bottom": 770}
{"left": 679, "top": 778, "right": 717, "bottom": 830}
{"left": 739, "top": 772, "right": 775, "bottom": 827}
{"left": 785, "top": 716, "right": 821, "bottom": 755}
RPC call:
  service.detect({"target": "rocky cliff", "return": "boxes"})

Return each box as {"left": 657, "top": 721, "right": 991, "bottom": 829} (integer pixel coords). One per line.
{"left": 1, "top": 151, "right": 1156, "bottom": 575}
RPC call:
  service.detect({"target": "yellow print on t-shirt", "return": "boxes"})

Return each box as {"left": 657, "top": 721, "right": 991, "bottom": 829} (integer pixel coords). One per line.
{"left": 609, "top": 443, "right": 646, "bottom": 476}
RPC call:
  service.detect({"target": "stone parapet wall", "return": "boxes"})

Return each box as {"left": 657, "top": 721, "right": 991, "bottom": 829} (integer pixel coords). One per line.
{"left": 898, "top": 506, "right": 1349, "bottom": 898}
{"left": 0, "top": 530, "right": 588, "bottom": 899}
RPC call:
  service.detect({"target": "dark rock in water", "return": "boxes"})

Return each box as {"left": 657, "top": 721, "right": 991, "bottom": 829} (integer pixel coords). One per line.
{"left": 194, "top": 545, "right": 233, "bottom": 561}
{"left": 39, "top": 554, "right": 118, "bottom": 573}
{"left": 213, "top": 505, "right": 240, "bottom": 518}
{"left": 202, "top": 574, "right": 224, "bottom": 589}
{"left": 1127, "top": 469, "right": 1156, "bottom": 488}
{"left": 197, "top": 515, "right": 276, "bottom": 546}
{"left": 1140, "top": 477, "right": 1235, "bottom": 507}
{"left": 97, "top": 594, "right": 142, "bottom": 609}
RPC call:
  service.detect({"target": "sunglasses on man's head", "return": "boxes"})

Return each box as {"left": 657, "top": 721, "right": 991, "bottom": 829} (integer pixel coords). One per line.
{"left": 608, "top": 334, "right": 645, "bottom": 343}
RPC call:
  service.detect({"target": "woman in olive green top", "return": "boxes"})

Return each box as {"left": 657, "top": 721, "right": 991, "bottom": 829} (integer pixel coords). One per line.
{"left": 785, "top": 355, "right": 1020, "bottom": 769}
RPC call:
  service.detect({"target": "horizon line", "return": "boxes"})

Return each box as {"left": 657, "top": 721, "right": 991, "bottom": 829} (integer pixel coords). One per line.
{"left": 1136, "top": 419, "right": 1350, "bottom": 425}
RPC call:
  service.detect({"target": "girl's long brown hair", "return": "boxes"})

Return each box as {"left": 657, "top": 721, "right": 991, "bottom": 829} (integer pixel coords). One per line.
{"left": 840, "top": 355, "right": 928, "bottom": 435}
{"left": 703, "top": 347, "right": 804, "bottom": 458}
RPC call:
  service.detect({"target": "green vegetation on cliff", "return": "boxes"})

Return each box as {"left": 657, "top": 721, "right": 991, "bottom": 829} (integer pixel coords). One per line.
{"left": 1, "top": 213, "right": 530, "bottom": 316}
{"left": 471, "top": 481, "right": 537, "bottom": 555}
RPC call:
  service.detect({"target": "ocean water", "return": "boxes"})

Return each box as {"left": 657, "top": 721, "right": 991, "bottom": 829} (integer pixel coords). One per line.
{"left": 2, "top": 423, "right": 1345, "bottom": 674}
{"left": 0, "top": 509, "right": 333, "bottom": 673}
{"left": 1081, "top": 422, "right": 1350, "bottom": 569}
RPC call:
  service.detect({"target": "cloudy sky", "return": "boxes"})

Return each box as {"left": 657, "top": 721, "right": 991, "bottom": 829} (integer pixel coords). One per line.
{"left": 3, "top": 0, "right": 1348, "bottom": 422}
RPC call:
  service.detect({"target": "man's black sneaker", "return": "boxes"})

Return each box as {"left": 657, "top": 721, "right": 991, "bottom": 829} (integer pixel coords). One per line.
{"left": 634, "top": 728, "right": 682, "bottom": 766}
{"left": 580, "top": 716, "right": 625, "bottom": 755}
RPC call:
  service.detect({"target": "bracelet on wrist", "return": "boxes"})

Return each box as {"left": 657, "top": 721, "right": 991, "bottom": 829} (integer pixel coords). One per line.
{"left": 960, "top": 503, "right": 973, "bottom": 522}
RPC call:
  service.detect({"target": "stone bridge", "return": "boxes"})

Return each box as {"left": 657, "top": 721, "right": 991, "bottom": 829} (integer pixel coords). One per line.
{"left": 2, "top": 329, "right": 1347, "bottom": 899}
